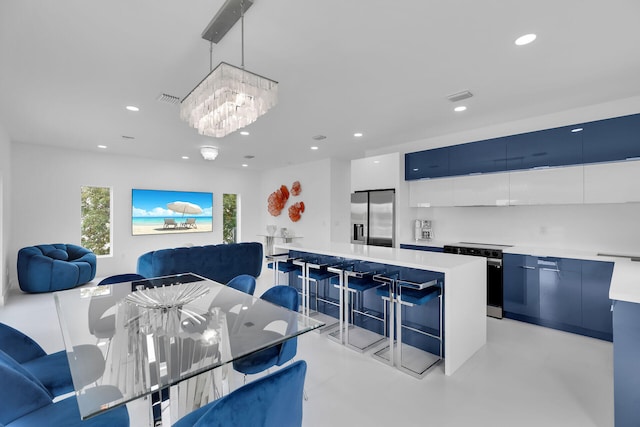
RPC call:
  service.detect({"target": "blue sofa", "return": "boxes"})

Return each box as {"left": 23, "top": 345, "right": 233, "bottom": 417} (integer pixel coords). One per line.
{"left": 137, "top": 242, "right": 263, "bottom": 284}
{"left": 17, "top": 244, "right": 97, "bottom": 293}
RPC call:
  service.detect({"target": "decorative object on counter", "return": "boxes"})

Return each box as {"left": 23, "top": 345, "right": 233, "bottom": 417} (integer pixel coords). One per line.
{"left": 266, "top": 225, "right": 277, "bottom": 236}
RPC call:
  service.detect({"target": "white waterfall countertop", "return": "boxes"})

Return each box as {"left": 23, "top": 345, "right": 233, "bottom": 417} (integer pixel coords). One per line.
{"left": 276, "top": 241, "right": 483, "bottom": 273}
{"left": 274, "top": 241, "right": 487, "bottom": 377}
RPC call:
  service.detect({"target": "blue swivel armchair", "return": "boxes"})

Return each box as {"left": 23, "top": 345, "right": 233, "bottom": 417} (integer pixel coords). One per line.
{"left": 173, "top": 360, "right": 307, "bottom": 427}
{"left": 17, "top": 244, "right": 97, "bottom": 293}
{"left": 0, "top": 322, "right": 105, "bottom": 397}
{"left": 0, "top": 351, "right": 129, "bottom": 427}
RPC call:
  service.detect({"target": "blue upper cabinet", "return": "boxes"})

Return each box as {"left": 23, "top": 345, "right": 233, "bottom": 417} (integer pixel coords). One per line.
{"left": 405, "top": 147, "right": 449, "bottom": 180}
{"left": 403, "top": 113, "right": 640, "bottom": 181}
{"left": 582, "top": 113, "right": 640, "bottom": 164}
{"left": 506, "top": 125, "right": 583, "bottom": 170}
{"left": 448, "top": 137, "right": 507, "bottom": 175}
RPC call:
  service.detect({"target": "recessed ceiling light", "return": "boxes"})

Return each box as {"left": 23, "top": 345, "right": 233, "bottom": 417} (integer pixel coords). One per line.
{"left": 311, "top": 146, "right": 319, "bottom": 150}
{"left": 240, "top": 131, "right": 250, "bottom": 136}
{"left": 125, "top": 105, "right": 140, "bottom": 112}
{"left": 242, "top": 164, "right": 248, "bottom": 167}
{"left": 571, "top": 128, "right": 583, "bottom": 133}
{"left": 182, "top": 156, "right": 189, "bottom": 160}
{"left": 515, "top": 33, "right": 537, "bottom": 46}
{"left": 97, "top": 145, "right": 107, "bottom": 149}
{"left": 354, "top": 132, "right": 363, "bottom": 137}
{"left": 454, "top": 106, "right": 467, "bottom": 112}
{"left": 373, "top": 160, "right": 380, "bottom": 164}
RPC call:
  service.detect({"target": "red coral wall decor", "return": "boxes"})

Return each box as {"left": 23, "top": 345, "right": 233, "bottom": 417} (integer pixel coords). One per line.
{"left": 267, "top": 181, "right": 305, "bottom": 222}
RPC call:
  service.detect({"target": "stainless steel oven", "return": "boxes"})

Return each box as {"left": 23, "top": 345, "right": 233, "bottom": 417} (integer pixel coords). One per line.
{"left": 443, "top": 243, "right": 511, "bottom": 319}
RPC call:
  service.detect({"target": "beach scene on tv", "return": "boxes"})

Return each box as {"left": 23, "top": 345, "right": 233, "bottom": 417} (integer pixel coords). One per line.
{"left": 132, "top": 189, "right": 213, "bottom": 235}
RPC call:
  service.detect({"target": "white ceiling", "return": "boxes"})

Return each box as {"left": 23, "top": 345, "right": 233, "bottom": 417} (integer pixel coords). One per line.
{"left": 1, "top": 0, "right": 640, "bottom": 171}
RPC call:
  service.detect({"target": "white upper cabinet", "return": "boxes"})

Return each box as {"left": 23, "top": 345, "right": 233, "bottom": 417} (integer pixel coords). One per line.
{"left": 584, "top": 159, "right": 640, "bottom": 203}
{"left": 351, "top": 153, "right": 399, "bottom": 192}
{"left": 409, "top": 178, "right": 454, "bottom": 207}
{"left": 452, "top": 173, "right": 510, "bottom": 206}
{"left": 509, "top": 165, "right": 584, "bottom": 205}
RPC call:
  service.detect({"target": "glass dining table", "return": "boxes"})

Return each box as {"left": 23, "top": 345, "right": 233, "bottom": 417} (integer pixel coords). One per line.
{"left": 54, "top": 273, "right": 324, "bottom": 424}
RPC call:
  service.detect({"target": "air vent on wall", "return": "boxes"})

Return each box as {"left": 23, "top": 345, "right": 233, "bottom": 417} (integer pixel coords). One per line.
{"left": 446, "top": 90, "right": 473, "bottom": 102}
{"left": 157, "top": 93, "right": 181, "bottom": 105}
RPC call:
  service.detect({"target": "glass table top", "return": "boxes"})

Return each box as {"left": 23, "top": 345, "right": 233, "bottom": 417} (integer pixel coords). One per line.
{"left": 54, "top": 273, "right": 324, "bottom": 419}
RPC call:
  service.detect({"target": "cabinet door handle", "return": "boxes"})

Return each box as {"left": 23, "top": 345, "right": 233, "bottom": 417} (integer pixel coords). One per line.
{"left": 539, "top": 267, "right": 560, "bottom": 272}
{"left": 520, "top": 266, "right": 536, "bottom": 270}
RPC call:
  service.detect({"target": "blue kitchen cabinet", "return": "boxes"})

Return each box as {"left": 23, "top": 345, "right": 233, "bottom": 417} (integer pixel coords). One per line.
{"left": 400, "top": 244, "right": 444, "bottom": 252}
{"left": 538, "top": 257, "right": 582, "bottom": 327}
{"left": 448, "top": 137, "right": 507, "bottom": 176}
{"left": 582, "top": 113, "right": 640, "bottom": 164}
{"left": 503, "top": 254, "right": 539, "bottom": 319}
{"left": 581, "top": 260, "right": 614, "bottom": 339}
{"left": 506, "top": 125, "right": 583, "bottom": 171}
{"left": 404, "top": 147, "right": 449, "bottom": 180}
{"left": 613, "top": 300, "right": 640, "bottom": 427}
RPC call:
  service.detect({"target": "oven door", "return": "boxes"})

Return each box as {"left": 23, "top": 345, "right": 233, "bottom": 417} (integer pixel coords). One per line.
{"left": 487, "top": 257, "right": 503, "bottom": 319}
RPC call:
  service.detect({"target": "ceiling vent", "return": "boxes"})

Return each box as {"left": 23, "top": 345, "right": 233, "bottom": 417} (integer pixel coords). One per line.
{"left": 157, "top": 93, "right": 181, "bottom": 105}
{"left": 446, "top": 90, "right": 473, "bottom": 102}
{"left": 312, "top": 135, "right": 327, "bottom": 141}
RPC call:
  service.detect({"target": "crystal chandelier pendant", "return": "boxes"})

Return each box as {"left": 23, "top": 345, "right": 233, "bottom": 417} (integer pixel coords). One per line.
{"left": 180, "top": 62, "right": 278, "bottom": 138}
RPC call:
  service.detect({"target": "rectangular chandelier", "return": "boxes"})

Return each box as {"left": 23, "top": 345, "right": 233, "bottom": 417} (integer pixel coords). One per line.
{"left": 180, "top": 62, "right": 278, "bottom": 138}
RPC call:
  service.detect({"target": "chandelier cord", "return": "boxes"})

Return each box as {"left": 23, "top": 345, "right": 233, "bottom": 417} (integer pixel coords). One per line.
{"left": 240, "top": 0, "right": 245, "bottom": 69}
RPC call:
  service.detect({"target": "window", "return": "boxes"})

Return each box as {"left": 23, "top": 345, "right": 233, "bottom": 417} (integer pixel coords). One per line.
{"left": 81, "top": 186, "right": 112, "bottom": 256}
{"left": 223, "top": 193, "right": 238, "bottom": 244}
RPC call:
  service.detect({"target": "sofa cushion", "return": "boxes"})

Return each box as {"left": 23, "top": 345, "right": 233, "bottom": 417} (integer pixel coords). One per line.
{"left": 45, "top": 249, "right": 68, "bottom": 261}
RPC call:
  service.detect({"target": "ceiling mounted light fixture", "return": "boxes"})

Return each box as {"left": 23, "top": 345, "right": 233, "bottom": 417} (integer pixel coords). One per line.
{"left": 200, "top": 146, "right": 219, "bottom": 160}
{"left": 180, "top": 0, "right": 278, "bottom": 138}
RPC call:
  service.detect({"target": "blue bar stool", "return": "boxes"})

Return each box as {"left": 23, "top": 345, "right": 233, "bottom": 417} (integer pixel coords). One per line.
{"left": 395, "top": 277, "right": 443, "bottom": 378}
{"left": 372, "top": 270, "right": 443, "bottom": 377}
{"left": 266, "top": 253, "right": 301, "bottom": 287}
{"left": 293, "top": 255, "right": 342, "bottom": 332}
{"left": 329, "top": 261, "right": 387, "bottom": 352}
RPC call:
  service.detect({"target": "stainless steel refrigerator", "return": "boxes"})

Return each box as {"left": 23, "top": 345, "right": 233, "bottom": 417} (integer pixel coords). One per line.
{"left": 350, "top": 189, "right": 395, "bottom": 247}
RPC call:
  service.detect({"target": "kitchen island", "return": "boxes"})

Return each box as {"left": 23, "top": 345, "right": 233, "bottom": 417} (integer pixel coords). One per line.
{"left": 274, "top": 242, "right": 487, "bottom": 376}
{"left": 609, "top": 260, "right": 640, "bottom": 427}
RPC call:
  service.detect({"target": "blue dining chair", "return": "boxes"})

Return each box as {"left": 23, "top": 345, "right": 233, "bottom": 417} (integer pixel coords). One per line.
{"left": 173, "top": 360, "right": 307, "bottom": 427}
{"left": 232, "top": 285, "right": 299, "bottom": 376}
{"left": 0, "top": 322, "right": 104, "bottom": 397}
{"left": 0, "top": 350, "right": 129, "bottom": 427}
{"left": 226, "top": 274, "right": 257, "bottom": 295}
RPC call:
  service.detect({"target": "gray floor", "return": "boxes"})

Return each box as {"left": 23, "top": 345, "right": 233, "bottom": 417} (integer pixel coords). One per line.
{"left": 0, "top": 274, "right": 614, "bottom": 427}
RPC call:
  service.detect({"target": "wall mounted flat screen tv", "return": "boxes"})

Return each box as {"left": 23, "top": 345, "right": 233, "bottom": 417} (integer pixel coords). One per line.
{"left": 132, "top": 189, "right": 213, "bottom": 235}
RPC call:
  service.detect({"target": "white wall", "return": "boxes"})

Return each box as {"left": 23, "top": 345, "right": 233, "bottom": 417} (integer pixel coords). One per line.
{"left": 367, "top": 95, "right": 640, "bottom": 254}
{"left": 9, "top": 143, "right": 263, "bottom": 283}
{"left": 0, "top": 124, "right": 10, "bottom": 304}
{"left": 260, "top": 158, "right": 351, "bottom": 246}
{"left": 330, "top": 158, "right": 350, "bottom": 244}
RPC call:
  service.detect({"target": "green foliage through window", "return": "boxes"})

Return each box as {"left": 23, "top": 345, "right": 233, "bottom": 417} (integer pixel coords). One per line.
{"left": 81, "top": 186, "right": 111, "bottom": 255}
{"left": 223, "top": 193, "right": 237, "bottom": 244}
